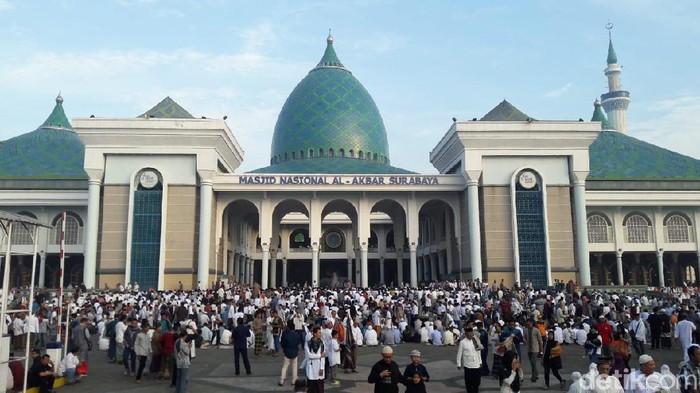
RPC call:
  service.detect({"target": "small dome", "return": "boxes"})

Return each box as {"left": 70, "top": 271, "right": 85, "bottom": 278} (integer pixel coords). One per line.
{"left": 270, "top": 35, "right": 390, "bottom": 167}
{"left": 0, "top": 96, "right": 86, "bottom": 179}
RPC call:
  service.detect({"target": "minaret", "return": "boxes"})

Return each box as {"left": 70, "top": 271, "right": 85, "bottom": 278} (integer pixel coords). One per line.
{"left": 600, "top": 23, "right": 631, "bottom": 133}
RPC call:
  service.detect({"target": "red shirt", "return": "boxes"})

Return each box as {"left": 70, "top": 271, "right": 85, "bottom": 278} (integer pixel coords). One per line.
{"left": 160, "top": 331, "right": 176, "bottom": 356}
{"left": 597, "top": 322, "right": 613, "bottom": 345}
{"left": 9, "top": 359, "right": 24, "bottom": 390}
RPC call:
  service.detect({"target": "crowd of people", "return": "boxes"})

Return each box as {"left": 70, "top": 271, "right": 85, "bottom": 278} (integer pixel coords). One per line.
{"left": 3, "top": 277, "right": 700, "bottom": 393}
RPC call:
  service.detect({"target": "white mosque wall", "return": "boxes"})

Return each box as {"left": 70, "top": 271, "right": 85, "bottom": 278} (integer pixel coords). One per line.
{"left": 481, "top": 156, "right": 570, "bottom": 186}
{"left": 104, "top": 155, "right": 197, "bottom": 185}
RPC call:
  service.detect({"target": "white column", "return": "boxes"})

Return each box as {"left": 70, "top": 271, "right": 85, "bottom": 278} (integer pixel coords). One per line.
{"left": 197, "top": 180, "right": 213, "bottom": 287}
{"left": 248, "top": 258, "right": 254, "bottom": 285}
{"left": 282, "top": 259, "right": 288, "bottom": 287}
{"left": 261, "top": 245, "right": 270, "bottom": 289}
{"left": 696, "top": 251, "right": 700, "bottom": 285}
{"left": 38, "top": 252, "right": 46, "bottom": 288}
{"left": 572, "top": 180, "right": 591, "bottom": 286}
{"left": 347, "top": 258, "right": 353, "bottom": 284}
{"left": 379, "top": 257, "right": 385, "bottom": 283}
{"left": 409, "top": 246, "right": 418, "bottom": 287}
{"left": 311, "top": 245, "right": 320, "bottom": 287}
{"left": 616, "top": 251, "right": 624, "bottom": 286}
{"left": 83, "top": 178, "right": 101, "bottom": 289}
{"left": 238, "top": 255, "right": 244, "bottom": 283}
{"left": 396, "top": 249, "right": 404, "bottom": 286}
{"left": 360, "top": 247, "right": 369, "bottom": 288}
{"left": 466, "top": 179, "right": 483, "bottom": 281}
{"left": 241, "top": 255, "right": 249, "bottom": 284}
{"left": 657, "top": 250, "right": 665, "bottom": 287}
{"left": 270, "top": 251, "right": 277, "bottom": 288}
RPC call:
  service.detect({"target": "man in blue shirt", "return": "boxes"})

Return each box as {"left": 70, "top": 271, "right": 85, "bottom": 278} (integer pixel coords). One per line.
{"left": 232, "top": 318, "right": 251, "bottom": 376}
{"left": 279, "top": 320, "right": 303, "bottom": 386}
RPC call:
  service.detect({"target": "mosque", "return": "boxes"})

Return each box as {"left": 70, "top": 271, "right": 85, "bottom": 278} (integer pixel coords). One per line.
{"left": 2, "top": 31, "right": 700, "bottom": 291}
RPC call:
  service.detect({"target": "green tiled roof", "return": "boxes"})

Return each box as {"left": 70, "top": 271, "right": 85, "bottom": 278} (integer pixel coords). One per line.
{"left": 250, "top": 157, "right": 414, "bottom": 174}
{"left": 481, "top": 100, "right": 534, "bottom": 121}
{"left": 591, "top": 99, "right": 613, "bottom": 130}
{"left": 270, "top": 35, "right": 390, "bottom": 167}
{"left": 607, "top": 39, "right": 618, "bottom": 65}
{"left": 139, "top": 96, "right": 194, "bottom": 119}
{"left": 589, "top": 131, "right": 700, "bottom": 181}
{"left": 0, "top": 96, "right": 87, "bottom": 180}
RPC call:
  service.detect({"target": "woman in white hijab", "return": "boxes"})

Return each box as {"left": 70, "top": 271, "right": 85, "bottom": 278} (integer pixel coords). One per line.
{"left": 567, "top": 372, "right": 584, "bottom": 393}
{"left": 660, "top": 364, "right": 680, "bottom": 393}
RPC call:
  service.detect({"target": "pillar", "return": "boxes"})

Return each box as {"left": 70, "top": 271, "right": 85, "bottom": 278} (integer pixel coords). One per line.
{"left": 38, "top": 252, "right": 46, "bottom": 288}
{"left": 261, "top": 245, "right": 270, "bottom": 289}
{"left": 396, "top": 249, "right": 404, "bottom": 286}
{"left": 572, "top": 180, "right": 591, "bottom": 286}
{"left": 379, "top": 257, "right": 385, "bottom": 284}
{"left": 347, "top": 258, "right": 353, "bottom": 284}
{"left": 615, "top": 251, "right": 624, "bottom": 286}
{"left": 83, "top": 178, "right": 102, "bottom": 289}
{"left": 409, "top": 245, "right": 417, "bottom": 287}
{"left": 197, "top": 180, "right": 213, "bottom": 287}
{"left": 311, "top": 245, "right": 320, "bottom": 287}
{"left": 656, "top": 251, "right": 665, "bottom": 287}
{"left": 696, "top": 251, "right": 700, "bottom": 285}
{"left": 466, "top": 179, "right": 483, "bottom": 281}
{"left": 360, "top": 247, "right": 368, "bottom": 288}
{"left": 249, "top": 258, "right": 254, "bottom": 285}
{"left": 282, "top": 258, "right": 288, "bottom": 287}
{"left": 437, "top": 251, "right": 445, "bottom": 280}
{"left": 270, "top": 251, "right": 277, "bottom": 288}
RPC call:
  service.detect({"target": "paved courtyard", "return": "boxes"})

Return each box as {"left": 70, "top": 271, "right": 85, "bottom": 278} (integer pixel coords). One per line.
{"left": 57, "top": 340, "right": 687, "bottom": 393}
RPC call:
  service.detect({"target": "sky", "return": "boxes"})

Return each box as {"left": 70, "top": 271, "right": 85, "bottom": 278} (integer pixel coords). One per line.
{"left": 0, "top": 0, "right": 699, "bottom": 174}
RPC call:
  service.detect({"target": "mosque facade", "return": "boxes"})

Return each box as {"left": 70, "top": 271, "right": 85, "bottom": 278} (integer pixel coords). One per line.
{"left": 2, "top": 33, "right": 700, "bottom": 291}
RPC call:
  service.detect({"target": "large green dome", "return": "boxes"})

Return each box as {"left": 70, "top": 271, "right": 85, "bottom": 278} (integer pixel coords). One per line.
{"left": 0, "top": 95, "right": 86, "bottom": 180}
{"left": 269, "top": 35, "right": 390, "bottom": 167}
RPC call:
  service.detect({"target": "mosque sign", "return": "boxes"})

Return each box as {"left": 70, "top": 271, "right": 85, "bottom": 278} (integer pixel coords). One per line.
{"left": 237, "top": 175, "right": 440, "bottom": 186}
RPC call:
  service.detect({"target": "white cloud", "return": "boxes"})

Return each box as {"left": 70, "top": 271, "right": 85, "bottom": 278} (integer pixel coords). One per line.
{"left": 632, "top": 94, "right": 700, "bottom": 160}
{"left": 0, "top": 0, "right": 14, "bottom": 12}
{"left": 155, "top": 9, "right": 185, "bottom": 18}
{"left": 239, "top": 23, "right": 277, "bottom": 52}
{"left": 544, "top": 82, "right": 573, "bottom": 99}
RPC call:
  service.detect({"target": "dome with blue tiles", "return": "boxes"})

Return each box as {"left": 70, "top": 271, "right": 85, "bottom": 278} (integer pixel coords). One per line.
{"left": 268, "top": 33, "right": 391, "bottom": 169}
{"left": 0, "top": 95, "right": 86, "bottom": 180}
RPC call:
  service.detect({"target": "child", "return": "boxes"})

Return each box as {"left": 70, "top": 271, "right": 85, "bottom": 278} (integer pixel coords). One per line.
{"left": 330, "top": 329, "right": 341, "bottom": 386}
{"left": 402, "top": 373, "right": 427, "bottom": 393}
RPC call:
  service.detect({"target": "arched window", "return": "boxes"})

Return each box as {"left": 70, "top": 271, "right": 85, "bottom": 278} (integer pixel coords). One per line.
{"left": 367, "top": 152, "right": 372, "bottom": 160}
{"left": 513, "top": 170, "right": 547, "bottom": 289}
{"left": 625, "top": 214, "right": 651, "bottom": 243}
{"left": 319, "top": 148, "right": 324, "bottom": 157}
{"left": 11, "top": 211, "right": 37, "bottom": 245}
{"left": 349, "top": 149, "right": 354, "bottom": 158}
{"left": 329, "top": 149, "right": 334, "bottom": 157}
{"left": 130, "top": 169, "right": 163, "bottom": 290}
{"left": 358, "top": 151, "right": 364, "bottom": 159}
{"left": 373, "top": 153, "right": 378, "bottom": 161}
{"left": 339, "top": 149, "right": 345, "bottom": 157}
{"left": 308, "top": 149, "right": 314, "bottom": 158}
{"left": 300, "top": 150, "right": 304, "bottom": 159}
{"left": 322, "top": 229, "right": 345, "bottom": 252}
{"left": 289, "top": 228, "right": 310, "bottom": 249}
{"left": 666, "top": 214, "right": 692, "bottom": 243}
{"left": 587, "top": 214, "right": 611, "bottom": 243}
{"left": 51, "top": 212, "right": 83, "bottom": 245}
